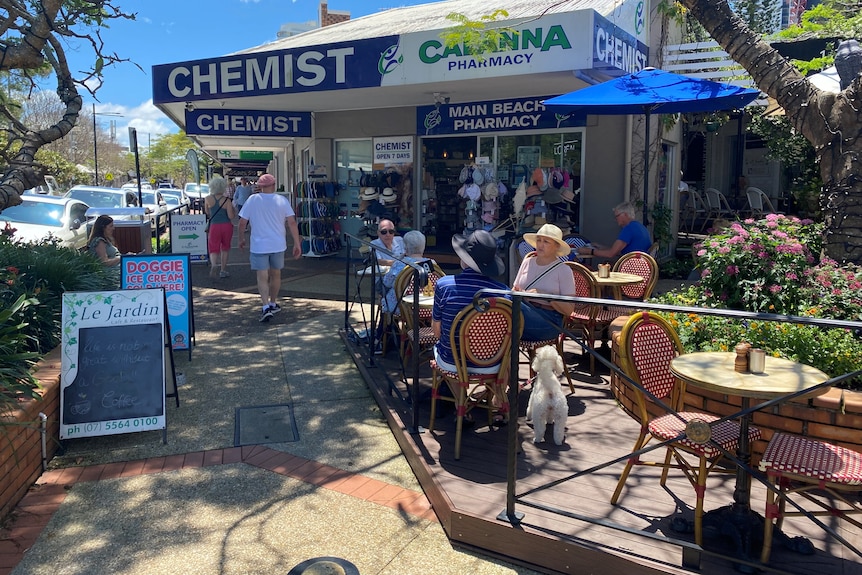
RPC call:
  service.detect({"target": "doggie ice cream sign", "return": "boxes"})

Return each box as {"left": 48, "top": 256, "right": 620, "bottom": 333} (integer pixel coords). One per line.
{"left": 121, "top": 254, "right": 193, "bottom": 353}
{"left": 374, "top": 136, "right": 413, "bottom": 163}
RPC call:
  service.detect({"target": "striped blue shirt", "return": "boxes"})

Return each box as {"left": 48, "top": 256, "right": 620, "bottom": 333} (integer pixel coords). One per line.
{"left": 432, "top": 268, "right": 508, "bottom": 370}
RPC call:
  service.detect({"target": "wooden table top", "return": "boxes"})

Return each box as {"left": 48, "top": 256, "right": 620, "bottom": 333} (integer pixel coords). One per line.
{"left": 670, "top": 351, "right": 829, "bottom": 400}
{"left": 591, "top": 271, "right": 643, "bottom": 287}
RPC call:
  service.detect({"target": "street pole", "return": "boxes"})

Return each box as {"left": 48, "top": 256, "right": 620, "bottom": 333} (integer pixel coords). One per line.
{"left": 92, "top": 103, "right": 98, "bottom": 186}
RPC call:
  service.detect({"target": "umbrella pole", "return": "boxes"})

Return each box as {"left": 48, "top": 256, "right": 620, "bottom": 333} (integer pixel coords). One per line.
{"left": 642, "top": 111, "right": 650, "bottom": 225}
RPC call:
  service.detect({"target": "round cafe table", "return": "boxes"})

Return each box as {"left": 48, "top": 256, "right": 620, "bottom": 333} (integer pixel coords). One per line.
{"left": 400, "top": 293, "right": 434, "bottom": 308}
{"left": 670, "top": 351, "right": 829, "bottom": 567}
{"left": 591, "top": 270, "right": 643, "bottom": 288}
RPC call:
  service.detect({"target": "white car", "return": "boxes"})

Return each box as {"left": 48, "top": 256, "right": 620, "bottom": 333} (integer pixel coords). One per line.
{"left": 184, "top": 183, "right": 209, "bottom": 211}
{"left": 66, "top": 185, "right": 142, "bottom": 211}
{"left": 140, "top": 190, "right": 170, "bottom": 229}
{"left": 159, "top": 188, "right": 191, "bottom": 214}
{"left": 0, "top": 196, "right": 90, "bottom": 249}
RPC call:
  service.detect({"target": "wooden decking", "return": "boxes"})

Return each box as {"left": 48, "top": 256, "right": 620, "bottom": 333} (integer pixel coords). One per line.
{"left": 343, "top": 334, "right": 862, "bottom": 575}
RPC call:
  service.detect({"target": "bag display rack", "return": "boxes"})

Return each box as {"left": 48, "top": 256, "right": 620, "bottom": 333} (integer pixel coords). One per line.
{"left": 296, "top": 176, "right": 341, "bottom": 257}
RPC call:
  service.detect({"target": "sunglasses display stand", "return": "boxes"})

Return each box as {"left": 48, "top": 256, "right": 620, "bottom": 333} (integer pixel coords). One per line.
{"left": 296, "top": 174, "right": 339, "bottom": 258}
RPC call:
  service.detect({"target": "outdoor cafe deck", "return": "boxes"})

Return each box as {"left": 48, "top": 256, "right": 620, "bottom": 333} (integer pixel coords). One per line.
{"left": 342, "top": 332, "right": 862, "bottom": 575}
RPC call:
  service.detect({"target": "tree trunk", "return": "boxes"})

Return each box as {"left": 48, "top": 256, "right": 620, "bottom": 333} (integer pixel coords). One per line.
{"left": 680, "top": 0, "right": 862, "bottom": 263}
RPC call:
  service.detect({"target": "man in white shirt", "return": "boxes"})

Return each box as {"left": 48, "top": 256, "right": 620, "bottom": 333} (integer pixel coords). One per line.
{"left": 238, "top": 174, "right": 302, "bottom": 322}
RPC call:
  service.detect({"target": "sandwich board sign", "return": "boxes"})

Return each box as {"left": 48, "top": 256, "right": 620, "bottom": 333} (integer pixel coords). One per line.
{"left": 60, "top": 288, "right": 168, "bottom": 442}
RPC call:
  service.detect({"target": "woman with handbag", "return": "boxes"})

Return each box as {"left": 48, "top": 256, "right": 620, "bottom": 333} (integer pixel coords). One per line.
{"left": 205, "top": 176, "right": 237, "bottom": 278}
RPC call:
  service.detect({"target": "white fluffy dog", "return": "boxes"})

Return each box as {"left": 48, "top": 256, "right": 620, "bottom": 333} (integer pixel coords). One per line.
{"left": 525, "top": 345, "right": 569, "bottom": 445}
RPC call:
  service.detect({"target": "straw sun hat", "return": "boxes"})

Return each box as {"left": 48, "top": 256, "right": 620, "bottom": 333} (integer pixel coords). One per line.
{"left": 523, "top": 223, "right": 570, "bottom": 258}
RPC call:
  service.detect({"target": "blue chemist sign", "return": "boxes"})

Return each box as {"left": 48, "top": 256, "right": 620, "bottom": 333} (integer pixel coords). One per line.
{"left": 185, "top": 109, "right": 312, "bottom": 137}
{"left": 152, "top": 36, "right": 400, "bottom": 104}
{"left": 417, "top": 96, "right": 586, "bottom": 136}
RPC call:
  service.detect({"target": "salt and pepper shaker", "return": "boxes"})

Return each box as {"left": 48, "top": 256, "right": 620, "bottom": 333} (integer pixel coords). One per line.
{"left": 734, "top": 342, "right": 752, "bottom": 373}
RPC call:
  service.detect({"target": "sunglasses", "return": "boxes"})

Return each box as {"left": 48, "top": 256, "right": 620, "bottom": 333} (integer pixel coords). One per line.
{"left": 379, "top": 229, "right": 395, "bottom": 235}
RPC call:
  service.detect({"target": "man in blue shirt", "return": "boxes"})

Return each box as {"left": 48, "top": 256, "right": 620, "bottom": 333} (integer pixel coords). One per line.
{"left": 577, "top": 201, "right": 652, "bottom": 260}
{"left": 432, "top": 230, "right": 507, "bottom": 374}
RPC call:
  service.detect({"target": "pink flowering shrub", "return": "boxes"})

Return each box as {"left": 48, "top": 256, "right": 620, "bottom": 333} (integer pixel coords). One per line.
{"left": 694, "top": 214, "right": 824, "bottom": 314}
{"left": 652, "top": 215, "right": 862, "bottom": 388}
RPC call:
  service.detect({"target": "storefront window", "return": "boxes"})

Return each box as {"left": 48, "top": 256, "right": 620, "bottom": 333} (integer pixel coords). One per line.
{"left": 334, "top": 139, "right": 372, "bottom": 238}
{"left": 496, "top": 133, "right": 583, "bottom": 188}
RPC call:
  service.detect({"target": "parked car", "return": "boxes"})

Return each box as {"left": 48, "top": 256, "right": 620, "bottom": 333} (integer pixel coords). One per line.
{"left": 184, "top": 183, "right": 209, "bottom": 211}
{"left": 66, "top": 185, "right": 142, "bottom": 211}
{"left": 0, "top": 195, "right": 90, "bottom": 249}
{"left": 25, "top": 175, "right": 64, "bottom": 196}
{"left": 140, "top": 191, "right": 170, "bottom": 229}
{"left": 159, "top": 188, "right": 191, "bottom": 214}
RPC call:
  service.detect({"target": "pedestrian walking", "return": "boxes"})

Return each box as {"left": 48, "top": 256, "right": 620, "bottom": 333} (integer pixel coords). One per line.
{"left": 237, "top": 173, "right": 302, "bottom": 322}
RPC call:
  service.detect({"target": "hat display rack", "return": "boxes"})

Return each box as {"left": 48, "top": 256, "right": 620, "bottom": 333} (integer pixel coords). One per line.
{"left": 456, "top": 163, "right": 511, "bottom": 239}
{"left": 295, "top": 173, "right": 342, "bottom": 257}
{"left": 517, "top": 165, "right": 579, "bottom": 236}
{"left": 355, "top": 167, "right": 404, "bottom": 239}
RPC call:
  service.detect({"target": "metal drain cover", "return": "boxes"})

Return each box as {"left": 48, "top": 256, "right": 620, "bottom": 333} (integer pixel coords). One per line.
{"left": 288, "top": 557, "right": 359, "bottom": 575}
{"left": 234, "top": 404, "right": 298, "bottom": 446}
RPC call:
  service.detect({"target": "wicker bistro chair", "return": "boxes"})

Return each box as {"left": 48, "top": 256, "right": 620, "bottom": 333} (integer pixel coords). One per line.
{"left": 759, "top": 433, "right": 862, "bottom": 564}
{"left": 393, "top": 260, "right": 446, "bottom": 365}
{"left": 556, "top": 261, "right": 600, "bottom": 383}
{"left": 428, "top": 298, "right": 519, "bottom": 460}
{"left": 612, "top": 312, "right": 763, "bottom": 546}
{"left": 611, "top": 251, "right": 659, "bottom": 303}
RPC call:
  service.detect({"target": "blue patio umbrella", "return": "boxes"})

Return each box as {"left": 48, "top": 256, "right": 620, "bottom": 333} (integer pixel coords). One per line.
{"left": 543, "top": 68, "right": 761, "bottom": 223}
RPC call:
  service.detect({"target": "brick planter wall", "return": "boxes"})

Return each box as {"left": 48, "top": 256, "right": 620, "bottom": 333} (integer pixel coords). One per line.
{"left": 609, "top": 324, "right": 862, "bottom": 463}
{"left": 0, "top": 347, "right": 62, "bottom": 522}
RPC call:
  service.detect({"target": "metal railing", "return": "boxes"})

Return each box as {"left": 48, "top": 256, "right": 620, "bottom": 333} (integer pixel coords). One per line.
{"left": 475, "top": 288, "right": 862, "bottom": 574}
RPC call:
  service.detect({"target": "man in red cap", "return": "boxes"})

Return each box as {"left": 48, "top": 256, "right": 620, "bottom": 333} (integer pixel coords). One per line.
{"left": 238, "top": 173, "right": 302, "bottom": 322}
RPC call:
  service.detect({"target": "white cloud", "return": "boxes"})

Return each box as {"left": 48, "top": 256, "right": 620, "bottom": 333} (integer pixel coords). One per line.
{"left": 97, "top": 99, "right": 178, "bottom": 148}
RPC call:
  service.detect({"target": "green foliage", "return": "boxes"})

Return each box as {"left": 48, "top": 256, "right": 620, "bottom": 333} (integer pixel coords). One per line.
{"left": 659, "top": 256, "right": 694, "bottom": 280}
{"left": 651, "top": 216, "right": 862, "bottom": 388}
{"left": 0, "top": 235, "right": 117, "bottom": 354}
{"left": 440, "top": 11, "right": 512, "bottom": 62}
{"left": 0, "top": 277, "right": 42, "bottom": 411}
{"left": 651, "top": 202, "right": 674, "bottom": 249}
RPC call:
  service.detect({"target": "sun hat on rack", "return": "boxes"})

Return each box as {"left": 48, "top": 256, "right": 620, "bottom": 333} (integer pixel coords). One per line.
{"left": 523, "top": 223, "right": 571, "bottom": 258}
{"left": 360, "top": 187, "right": 379, "bottom": 200}
{"left": 482, "top": 182, "right": 499, "bottom": 200}
{"left": 526, "top": 184, "right": 543, "bottom": 198}
{"left": 472, "top": 167, "right": 484, "bottom": 186}
{"left": 531, "top": 168, "right": 545, "bottom": 189}
{"left": 465, "top": 182, "right": 481, "bottom": 201}
{"left": 543, "top": 187, "right": 563, "bottom": 205}
{"left": 381, "top": 187, "right": 398, "bottom": 203}
{"left": 452, "top": 230, "right": 505, "bottom": 276}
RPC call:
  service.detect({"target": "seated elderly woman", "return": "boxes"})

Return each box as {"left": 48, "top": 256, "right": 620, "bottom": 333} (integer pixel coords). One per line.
{"left": 380, "top": 230, "right": 428, "bottom": 316}
{"left": 513, "top": 223, "right": 576, "bottom": 341}
{"left": 373, "top": 230, "right": 430, "bottom": 352}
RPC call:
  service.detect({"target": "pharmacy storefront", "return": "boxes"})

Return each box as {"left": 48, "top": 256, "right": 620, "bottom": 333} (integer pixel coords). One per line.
{"left": 153, "top": 0, "right": 658, "bottom": 258}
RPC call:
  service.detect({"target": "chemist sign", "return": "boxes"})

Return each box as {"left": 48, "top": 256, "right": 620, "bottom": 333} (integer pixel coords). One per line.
{"left": 170, "top": 214, "right": 208, "bottom": 262}
{"left": 373, "top": 136, "right": 413, "bottom": 164}
{"left": 121, "top": 254, "right": 194, "bottom": 356}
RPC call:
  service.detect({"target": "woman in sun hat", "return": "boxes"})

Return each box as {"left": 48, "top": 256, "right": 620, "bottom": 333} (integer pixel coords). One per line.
{"left": 513, "top": 223, "right": 576, "bottom": 341}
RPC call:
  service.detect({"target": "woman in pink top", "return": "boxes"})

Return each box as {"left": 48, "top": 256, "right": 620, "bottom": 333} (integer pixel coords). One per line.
{"left": 513, "top": 224, "right": 576, "bottom": 340}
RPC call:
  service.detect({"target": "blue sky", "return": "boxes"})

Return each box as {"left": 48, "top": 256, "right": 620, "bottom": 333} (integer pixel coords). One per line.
{"left": 70, "top": 0, "right": 429, "bottom": 145}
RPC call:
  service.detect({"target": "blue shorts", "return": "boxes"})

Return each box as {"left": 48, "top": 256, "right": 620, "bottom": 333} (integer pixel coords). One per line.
{"left": 249, "top": 251, "right": 285, "bottom": 271}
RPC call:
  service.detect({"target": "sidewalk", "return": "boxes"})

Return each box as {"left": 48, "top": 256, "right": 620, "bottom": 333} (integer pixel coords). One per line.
{"left": 0, "top": 233, "right": 540, "bottom": 575}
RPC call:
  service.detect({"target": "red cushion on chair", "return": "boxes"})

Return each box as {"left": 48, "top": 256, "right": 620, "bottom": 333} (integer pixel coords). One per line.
{"left": 760, "top": 433, "right": 862, "bottom": 485}
{"left": 649, "top": 412, "right": 762, "bottom": 459}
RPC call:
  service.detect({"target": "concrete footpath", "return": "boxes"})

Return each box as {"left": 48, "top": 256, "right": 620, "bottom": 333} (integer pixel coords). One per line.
{"left": 0, "top": 236, "right": 542, "bottom": 575}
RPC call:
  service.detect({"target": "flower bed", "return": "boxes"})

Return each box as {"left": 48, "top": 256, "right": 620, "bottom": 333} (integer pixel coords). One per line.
{"left": 0, "top": 347, "right": 62, "bottom": 523}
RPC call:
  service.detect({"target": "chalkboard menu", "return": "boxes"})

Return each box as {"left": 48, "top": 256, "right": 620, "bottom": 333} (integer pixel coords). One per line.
{"left": 60, "top": 289, "right": 167, "bottom": 440}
